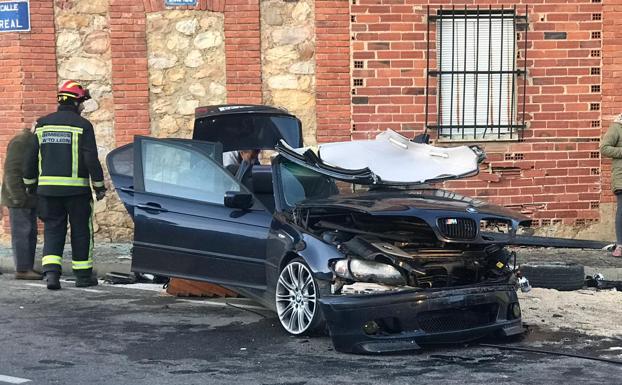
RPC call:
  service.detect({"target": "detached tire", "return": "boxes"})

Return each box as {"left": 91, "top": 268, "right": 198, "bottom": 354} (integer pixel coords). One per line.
{"left": 519, "top": 262, "right": 585, "bottom": 291}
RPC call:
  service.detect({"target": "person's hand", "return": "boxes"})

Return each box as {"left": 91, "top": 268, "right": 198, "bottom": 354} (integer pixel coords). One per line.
{"left": 94, "top": 187, "right": 106, "bottom": 201}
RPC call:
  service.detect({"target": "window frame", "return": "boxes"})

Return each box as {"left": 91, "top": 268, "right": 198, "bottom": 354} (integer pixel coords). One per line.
{"left": 133, "top": 137, "right": 265, "bottom": 211}
{"left": 425, "top": 6, "right": 529, "bottom": 142}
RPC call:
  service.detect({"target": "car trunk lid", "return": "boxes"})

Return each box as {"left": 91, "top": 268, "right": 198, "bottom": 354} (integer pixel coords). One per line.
{"left": 193, "top": 104, "right": 303, "bottom": 151}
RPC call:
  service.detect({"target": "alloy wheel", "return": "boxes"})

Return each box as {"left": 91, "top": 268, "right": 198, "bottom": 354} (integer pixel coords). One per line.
{"left": 276, "top": 261, "right": 317, "bottom": 335}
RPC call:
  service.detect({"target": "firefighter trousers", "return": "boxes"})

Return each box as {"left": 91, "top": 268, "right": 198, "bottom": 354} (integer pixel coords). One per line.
{"left": 38, "top": 194, "right": 94, "bottom": 275}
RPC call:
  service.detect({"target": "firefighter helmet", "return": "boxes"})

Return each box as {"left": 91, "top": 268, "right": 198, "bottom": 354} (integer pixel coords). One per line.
{"left": 57, "top": 80, "right": 91, "bottom": 103}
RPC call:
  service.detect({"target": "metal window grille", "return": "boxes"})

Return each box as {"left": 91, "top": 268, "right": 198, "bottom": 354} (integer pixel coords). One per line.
{"left": 425, "top": 6, "right": 528, "bottom": 141}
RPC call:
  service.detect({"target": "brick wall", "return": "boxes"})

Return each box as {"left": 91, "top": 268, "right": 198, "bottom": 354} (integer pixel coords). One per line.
{"left": 315, "top": 0, "right": 351, "bottom": 143}
{"left": 349, "top": 0, "right": 607, "bottom": 227}
{"left": 0, "top": 0, "right": 57, "bottom": 158}
{"left": 0, "top": 0, "right": 57, "bottom": 233}
{"left": 601, "top": 0, "right": 622, "bottom": 205}
{"left": 110, "top": 1, "right": 152, "bottom": 146}
{"left": 224, "top": 0, "right": 262, "bottom": 104}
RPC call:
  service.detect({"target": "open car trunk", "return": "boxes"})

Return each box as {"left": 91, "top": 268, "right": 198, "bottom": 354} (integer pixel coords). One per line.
{"left": 193, "top": 104, "right": 303, "bottom": 151}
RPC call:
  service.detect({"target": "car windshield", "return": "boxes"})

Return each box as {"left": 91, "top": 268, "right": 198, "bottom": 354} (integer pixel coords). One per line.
{"left": 278, "top": 159, "right": 477, "bottom": 210}
{"left": 278, "top": 159, "right": 381, "bottom": 208}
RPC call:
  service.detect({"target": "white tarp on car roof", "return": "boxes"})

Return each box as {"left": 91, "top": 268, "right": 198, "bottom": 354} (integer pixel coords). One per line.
{"left": 316, "top": 130, "right": 482, "bottom": 184}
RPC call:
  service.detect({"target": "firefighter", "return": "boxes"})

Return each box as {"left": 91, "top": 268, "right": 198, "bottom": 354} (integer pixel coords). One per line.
{"left": 23, "top": 80, "right": 106, "bottom": 290}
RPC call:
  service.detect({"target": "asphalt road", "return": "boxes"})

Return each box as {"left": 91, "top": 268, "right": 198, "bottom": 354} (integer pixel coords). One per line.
{"left": 1, "top": 275, "right": 621, "bottom": 385}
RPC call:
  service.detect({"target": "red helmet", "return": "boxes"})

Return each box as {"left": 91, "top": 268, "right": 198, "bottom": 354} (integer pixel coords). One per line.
{"left": 57, "top": 80, "right": 91, "bottom": 103}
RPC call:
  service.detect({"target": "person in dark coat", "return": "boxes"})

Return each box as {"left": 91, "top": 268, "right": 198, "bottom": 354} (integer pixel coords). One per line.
{"left": 1, "top": 126, "right": 42, "bottom": 279}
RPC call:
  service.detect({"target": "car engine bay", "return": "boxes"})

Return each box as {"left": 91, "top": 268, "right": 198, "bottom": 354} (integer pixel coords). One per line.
{"left": 293, "top": 208, "right": 517, "bottom": 294}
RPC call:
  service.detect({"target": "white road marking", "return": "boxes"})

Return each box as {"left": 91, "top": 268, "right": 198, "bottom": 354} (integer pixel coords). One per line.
{"left": 23, "top": 283, "right": 46, "bottom": 289}
{"left": 0, "top": 374, "right": 31, "bottom": 384}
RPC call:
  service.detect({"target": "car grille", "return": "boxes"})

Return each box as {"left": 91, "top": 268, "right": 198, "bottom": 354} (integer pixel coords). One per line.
{"left": 416, "top": 304, "right": 499, "bottom": 333}
{"left": 437, "top": 218, "right": 478, "bottom": 240}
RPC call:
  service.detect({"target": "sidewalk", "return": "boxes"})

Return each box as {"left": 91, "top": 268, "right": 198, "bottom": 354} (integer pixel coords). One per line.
{"left": 0, "top": 242, "right": 621, "bottom": 281}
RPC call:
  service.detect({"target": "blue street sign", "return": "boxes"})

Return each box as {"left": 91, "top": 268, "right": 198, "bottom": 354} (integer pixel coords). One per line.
{"left": 165, "top": 0, "right": 198, "bottom": 6}
{"left": 0, "top": 1, "right": 30, "bottom": 33}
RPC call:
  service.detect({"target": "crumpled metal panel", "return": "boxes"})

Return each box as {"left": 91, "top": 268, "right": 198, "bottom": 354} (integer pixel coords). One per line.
{"left": 317, "top": 130, "right": 484, "bottom": 184}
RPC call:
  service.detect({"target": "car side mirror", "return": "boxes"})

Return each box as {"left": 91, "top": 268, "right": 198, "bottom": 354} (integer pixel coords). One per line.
{"left": 224, "top": 191, "right": 253, "bottom": 210}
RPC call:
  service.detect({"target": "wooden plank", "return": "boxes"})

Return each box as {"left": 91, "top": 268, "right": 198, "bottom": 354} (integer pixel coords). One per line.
{"left": 166, "top": 278, "right": 240, "bottom": 298}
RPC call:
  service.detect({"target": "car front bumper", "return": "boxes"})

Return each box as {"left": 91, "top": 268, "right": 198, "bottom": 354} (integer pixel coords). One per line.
{"left": 319, "top": 284, "right": 523, "bottom": 354}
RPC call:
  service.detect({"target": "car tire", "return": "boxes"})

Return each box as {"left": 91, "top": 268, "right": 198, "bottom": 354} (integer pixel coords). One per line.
{"left": 275, "top": 258, "right": 325, "bottom": 336}
{"left": 519, "top": 262, "right": 585, "bottom": 291}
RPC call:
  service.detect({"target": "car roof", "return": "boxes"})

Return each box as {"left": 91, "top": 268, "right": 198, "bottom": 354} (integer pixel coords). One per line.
{"left": 194, "top": 104, "right": 293, "bottom": 119}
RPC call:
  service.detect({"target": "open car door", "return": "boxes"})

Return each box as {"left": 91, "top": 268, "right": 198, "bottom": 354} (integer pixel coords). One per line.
{"left": 106, "top": 137, "right": 272, "bottom": 290}
{"left": 106, "top": 143, "right": 135, "bottom": 216}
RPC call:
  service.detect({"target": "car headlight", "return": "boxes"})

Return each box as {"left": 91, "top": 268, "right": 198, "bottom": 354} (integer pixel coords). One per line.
{"left": 333, "top": 259, "right": 405, "bottom": 286}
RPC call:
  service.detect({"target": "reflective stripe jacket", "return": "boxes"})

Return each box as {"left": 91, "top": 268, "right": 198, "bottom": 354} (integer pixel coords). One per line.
{"left": 23, "top": 105, "right": 104, "bottom": 196}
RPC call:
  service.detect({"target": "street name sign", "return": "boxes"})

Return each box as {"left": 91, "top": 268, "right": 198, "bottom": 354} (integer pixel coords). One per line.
{"left": 0, "top": 1, "right": 30, "bottom": 33}
{"left": 165, "top": 0, "right": 198, "bottom": 6}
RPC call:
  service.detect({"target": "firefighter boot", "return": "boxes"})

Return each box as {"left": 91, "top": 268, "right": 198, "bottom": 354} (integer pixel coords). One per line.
{"left": 74, "top": 269, "right": 98, "bottom": 288}
{"left": 45, "top": 271, "right": 61, "bottom": 290}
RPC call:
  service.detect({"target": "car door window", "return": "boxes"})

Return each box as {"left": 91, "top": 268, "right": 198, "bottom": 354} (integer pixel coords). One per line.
{"left": 108, "top": 143, "right": 133, "bottom": 177}
{"left": 141, "top": 141, "right": 240, "bottom": 204}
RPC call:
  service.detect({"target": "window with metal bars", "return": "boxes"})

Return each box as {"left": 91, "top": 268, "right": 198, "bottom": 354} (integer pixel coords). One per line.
{"left": 425, "top": 6, "right": 528, "bottom": 141}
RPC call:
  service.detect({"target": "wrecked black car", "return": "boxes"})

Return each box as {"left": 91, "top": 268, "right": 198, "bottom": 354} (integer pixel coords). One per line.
{"left": 106, "top": 105, "right": 528, "bottom": 353}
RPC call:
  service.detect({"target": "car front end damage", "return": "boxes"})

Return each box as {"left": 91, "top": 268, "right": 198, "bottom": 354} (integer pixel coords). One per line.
{"left": 320, "top": 284, "right": 522, "bottom": 354}
{"left": 288, "top": 202, "right": 523, "bottom": 353}
{"left": 272, "top": 130, "right": 531, "bottom": 352}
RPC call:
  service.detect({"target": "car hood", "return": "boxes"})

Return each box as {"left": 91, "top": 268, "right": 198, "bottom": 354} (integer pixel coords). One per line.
{"left": 295, "top": 189, "right": 529, "bottom": 221}
{"left": 276, "top": 129, "right": 486, "bottom": 185}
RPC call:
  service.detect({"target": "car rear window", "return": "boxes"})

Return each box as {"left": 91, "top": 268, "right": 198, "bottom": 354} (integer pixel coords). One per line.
{"left": 193, "top": 114, "right": 302, "bottom": 151}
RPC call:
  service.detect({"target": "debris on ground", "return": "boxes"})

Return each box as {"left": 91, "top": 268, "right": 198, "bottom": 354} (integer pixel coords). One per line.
{"left": 166, "top": 278, "right": 239, "bottom": 298}
{"left": 585, "top": 274, "right": 622, "bottom": 291}
{"left": 519, "top": 288, "right": 622, "bottom": 338}
{"left": 103, "top": 272, "right": 169, "bottom": 285}
{"left": 104, "top": 272, "right": 136, "bottom": 284}
{"left": 519, "top": 262, "right": 585, "bottom": 291}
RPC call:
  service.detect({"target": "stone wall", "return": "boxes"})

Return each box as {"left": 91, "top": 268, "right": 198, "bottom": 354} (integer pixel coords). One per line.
{"left": 147, "top": 11, "right": 226, "bottom": 139}
{"left": 261, "top": 0, "right": 317, "bottom": 145}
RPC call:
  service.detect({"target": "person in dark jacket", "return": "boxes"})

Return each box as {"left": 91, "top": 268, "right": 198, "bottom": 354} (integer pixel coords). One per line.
{"left": 1, "top": 126, "right": 42, "bottom": 280}
{"left": 22, "top": 80, "right": 107, "bottom": 290}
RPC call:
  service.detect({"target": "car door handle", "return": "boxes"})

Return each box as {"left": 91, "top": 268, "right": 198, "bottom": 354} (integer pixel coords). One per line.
{"left": 136, "top": 202, "right": 168, "bottom": 213}
{"left": 119, "top": 187, "right": 135, "bottom": 195}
